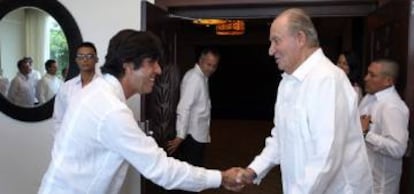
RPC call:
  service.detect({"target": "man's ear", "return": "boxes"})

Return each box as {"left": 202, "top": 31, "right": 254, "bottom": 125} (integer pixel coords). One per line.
{"left": 296, "top": 30, "right": 307, "bottom": 47}
{"left": 123, "top": 62, "right": 135, "bottom": 73}
{"left": 385, "top": 76, "right": 394, "bottom": 87}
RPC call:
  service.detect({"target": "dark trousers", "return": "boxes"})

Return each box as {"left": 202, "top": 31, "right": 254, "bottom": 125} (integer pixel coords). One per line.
{"left": 169, "top": 135, "right": 207, "bottom": 194}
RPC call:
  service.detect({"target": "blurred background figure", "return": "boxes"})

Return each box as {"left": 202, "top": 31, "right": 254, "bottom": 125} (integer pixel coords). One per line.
{"left": 336, "top": 51, "right": 363, "bottom": 102}
{"left": 23, "top": 57, "right": 41, "bottom": 104}
{"left": 359, "top": 59, "right": 409, "bottom": 194}
{"left": 0, "top": 68, "right": 9, "bottom": 96}
{"left": 7, "top": 58, "right": 36, "bottom": 107}
{"left": 36, "top": 59, "right": 63, "bottom": 104}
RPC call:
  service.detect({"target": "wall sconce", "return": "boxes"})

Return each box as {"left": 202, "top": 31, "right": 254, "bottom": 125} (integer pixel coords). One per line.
{"left": 215, "top": 20, "right": 245, "bottom": 36}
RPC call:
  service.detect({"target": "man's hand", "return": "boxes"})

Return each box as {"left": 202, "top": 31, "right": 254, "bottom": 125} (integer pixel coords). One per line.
{"left": 237, "top": 168, "right": 257, "bottom": 185}
{"left": 221, "top": 167, "right": 246, "bottom": 192}
{"left": 360, "top": 114, "right": 371, "bottom": 134}
{"left": 166, "top": 137, "right": 184, "bottom": 155}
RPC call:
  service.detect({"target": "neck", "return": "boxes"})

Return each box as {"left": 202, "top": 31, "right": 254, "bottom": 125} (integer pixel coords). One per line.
{"left": 120, "top": 77, "right": 134, "bottom": 99}
{"left": 287, "top": 47, "right": 318, "bottom": 74}
{"left": 80, "top": 71, "right": 95, "bottom": 87}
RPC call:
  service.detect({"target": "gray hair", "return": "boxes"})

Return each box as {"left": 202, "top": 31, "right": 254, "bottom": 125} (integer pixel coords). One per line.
{"left": 281, "top": 8, "right": 319, "bottom": 47}
{"left": 373, "top": 59, "right": 399, "bottom": 81}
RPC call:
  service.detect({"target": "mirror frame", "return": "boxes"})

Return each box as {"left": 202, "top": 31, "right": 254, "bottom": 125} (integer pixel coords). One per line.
{"left": 0, "top": 0, "right": 82, "bottom": 122}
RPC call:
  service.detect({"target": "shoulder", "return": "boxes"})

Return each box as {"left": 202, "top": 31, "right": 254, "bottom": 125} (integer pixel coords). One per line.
{"left": 183, "top": 68, "right": 203, "bottom": 81}
{"left": 380, "top": 92, "right": 409, "bottom": 112}
{"left": 62, "top": 75, "right": 81, "bottom": 88}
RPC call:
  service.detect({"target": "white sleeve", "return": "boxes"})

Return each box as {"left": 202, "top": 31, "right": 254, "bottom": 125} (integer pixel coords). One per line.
{"left": 99, "top": 108, "right": 222, "bottom": 191}
{"left": 175, "top": 75, "right": 201, "bottom": 139}
{"left": 36, "top": 79, "right": 46, "bottom": 104}
{"left": 7, "top": 78, "right": 19, "bottom": 103}
{"left": 298, "top": 76, "right": 338, "bottom": 194}
{"left": 365, "top": 104, "right": 409, "bottom": 158}
{"left": 52, "top": 85, "right": 67, "bottom": 135}
{"left": 248, "top": 123, "right": 280, "bottom": 184}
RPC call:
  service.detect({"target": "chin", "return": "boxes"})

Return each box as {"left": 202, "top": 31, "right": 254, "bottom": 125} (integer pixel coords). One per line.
{"left": 143, "top": 88, "right": 153, "bottom": 94}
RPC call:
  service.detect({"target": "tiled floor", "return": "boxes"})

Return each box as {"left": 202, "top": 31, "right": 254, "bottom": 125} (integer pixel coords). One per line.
{"left": 201, "top": 119, "right": 282, "bottom": 194}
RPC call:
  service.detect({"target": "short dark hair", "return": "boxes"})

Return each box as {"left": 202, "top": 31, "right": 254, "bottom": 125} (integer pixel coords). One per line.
{"left": 373, "top": 59, "right": 399, "bottom": 81}
{"left": 45, "top": 59, "right": 57, "bottom": 70}
{"left": 101, "top": 30, "right": 163, "bottom": 79}
{"left": 76, "top": 42, "right": 97, "bottom": 54}
{"left": 22, "top": 56, "right": 33, "bottom": 64}
{"left": 17, "top": 59, "right": 26, "bottom": 70}
{"left": 199, "top": 47, "right": 220, "bottom": 60}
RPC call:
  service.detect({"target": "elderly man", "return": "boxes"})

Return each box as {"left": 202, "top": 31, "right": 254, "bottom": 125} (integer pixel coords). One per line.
{"left": 239, "top": 8, "right": 373, "bottom": 194}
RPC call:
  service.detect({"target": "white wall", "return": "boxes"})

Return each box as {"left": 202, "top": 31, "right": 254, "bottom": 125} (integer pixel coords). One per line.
{"left": 0, "top": 0, "right": 152, "bottom": 193}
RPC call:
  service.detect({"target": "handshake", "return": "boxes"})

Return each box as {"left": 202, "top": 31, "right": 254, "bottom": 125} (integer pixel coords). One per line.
{"left": 221, "top": 167, "right": 257, "bottom": 192}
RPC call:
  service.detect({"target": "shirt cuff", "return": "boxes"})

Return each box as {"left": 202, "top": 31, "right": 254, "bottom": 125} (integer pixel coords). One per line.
{"left": 248, "top": 159, "right": 269, "bottom": 184}
{"left": 205, "top": 170, "right": 222, "bottom": 189}
{"left": 176, "top": 130, "right": 187, "bottom": 139}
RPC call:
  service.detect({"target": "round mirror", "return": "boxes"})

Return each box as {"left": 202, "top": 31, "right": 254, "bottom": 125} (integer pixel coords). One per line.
{"left": 0, "top": 7, "right": 68, "bottom": 107}
{"left": 0, "top": 0, "right": 82, "bottom": 122}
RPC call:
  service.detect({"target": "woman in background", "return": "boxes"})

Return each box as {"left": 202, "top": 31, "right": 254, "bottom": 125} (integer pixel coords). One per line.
{"left": 337, "top": 51, "right": 363, "bottom": 103}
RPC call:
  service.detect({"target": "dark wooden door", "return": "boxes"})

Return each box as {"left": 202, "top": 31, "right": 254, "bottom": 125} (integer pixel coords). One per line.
{"left": 140, "top": 2, "right": 181, "bottom": 194}
{"left": 365, "top": 1, "right": 413, "bottom": 193}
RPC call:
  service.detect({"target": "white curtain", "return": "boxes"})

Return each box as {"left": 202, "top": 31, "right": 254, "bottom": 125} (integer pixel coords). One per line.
{"left": 25, "top": 8, "right": 49, "bottom": 74}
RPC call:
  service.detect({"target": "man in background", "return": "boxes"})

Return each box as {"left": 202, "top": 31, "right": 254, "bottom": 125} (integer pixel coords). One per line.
{"left": 7, "top": 58, "right": 36, "bottom": 107}
{"left": 359, "top": 59, "right": 409, "bottom": 194}
{"left": 53, "top": 42, "right": 99, "bottom": 134}
{"left": 167, "top": 48, "right": 220, "bottom": 176}
{"left": 36, "top": 59, "right": 63, "bottom": 103}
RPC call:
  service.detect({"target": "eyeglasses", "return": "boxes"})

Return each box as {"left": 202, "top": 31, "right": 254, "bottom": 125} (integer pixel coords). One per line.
{"left": 76, "top": 54, "right": 96, "bottom": 60}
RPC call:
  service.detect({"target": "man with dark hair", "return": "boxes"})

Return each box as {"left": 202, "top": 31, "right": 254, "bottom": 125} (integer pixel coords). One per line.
{"left": 7, "top": 58, "right": 36, "bottom": 107}
{"left": 53, "top": 41, "right": 99, "bottom": 134}
{"left": 166, "top": 48, "right": 220, "bottom": 194}
{"left": 36, "top": 59, "right": 63, "bottom": 103}
{"left": 359, "top": 59, "right": 409, "bottom": 194}
{"left": 39, "top": 30, "right": 243, "bottom": 194}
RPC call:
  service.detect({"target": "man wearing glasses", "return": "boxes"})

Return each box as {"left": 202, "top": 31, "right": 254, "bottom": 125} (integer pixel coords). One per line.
{"left": 52, "top": 42, "right": 99, "bottom": 135}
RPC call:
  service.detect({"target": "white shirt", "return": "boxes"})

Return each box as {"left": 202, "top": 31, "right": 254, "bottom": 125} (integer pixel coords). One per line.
{"left": 248, "top": 49, "right": 373, "bottom": 194}
{"left": 53, "top": 74, "right": 98, "bottom": 135}
{"left": 359, "top": 86, "right": 409, "bottom": 194}
{"left": 7, "top": 72, "right": 36, "bottom": 107}
{"left": 0, "top": 76, "right": 9, "bottom": 96}
{"left": 36, "top": 74, "right": 63, "bottom": 104}
{"left": 39, "top": 74, "right": 221, "bottom": 194}
{"left": 353, "top": 84, "right": 363, "bottom": 104}
{"left": 29, "top": 69, "right": 41, "bottom": 103}
{"left": 176, "top": 64, "right": 211, "bottom": 143}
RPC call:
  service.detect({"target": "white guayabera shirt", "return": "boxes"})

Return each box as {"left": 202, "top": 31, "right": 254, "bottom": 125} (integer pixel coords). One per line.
{"left": 36, "top": 73, "right": 63, "bottom": 104}
{"left": 249, "top": 49, "right": 373, "bottom": 194}
{"left": 39, "top": 74, "right": 221, "bottom": 194}
{"left": 359, "top": 86, "right": 409, "bottom": 194}
{"left": 176, "top": 64, "right": 211, "bottom": 143}
{"left": 52, "top": 74, "right": 100, "bottom": 135}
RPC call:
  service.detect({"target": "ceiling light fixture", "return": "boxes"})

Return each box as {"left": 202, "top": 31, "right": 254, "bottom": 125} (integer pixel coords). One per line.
{"left": 215, "top": 20, "right": 245, "bottom": 36}
{"left": 192, "top": 19, "right": 227, "bottom": 26}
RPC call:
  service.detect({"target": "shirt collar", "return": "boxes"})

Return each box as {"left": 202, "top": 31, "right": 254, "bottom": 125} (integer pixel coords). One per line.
{"left": 72, "top": 74, "right": 82, "bottom": 85}
{"left": 282, "top": 48, "right": 323, "bottom": 82}
{"left": 17, "top": 72, "right": 29, "bottom": 80}
{"left": 195, "top": 64, "right": 208, "bottom": 80}
{"left": 73, "top": 73, "right": 99, "bottom": 86}
{"left": 103, "top": 74, "right": 126, "bottom": 102}
{"left": 374, "top": 85, "right": 396, "bottom": 101}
